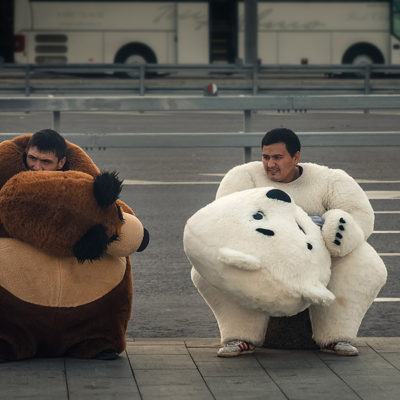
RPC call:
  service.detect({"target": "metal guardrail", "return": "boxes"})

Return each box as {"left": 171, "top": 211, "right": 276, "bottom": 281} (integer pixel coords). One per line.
{"left": 1, "top": 62, "right": 400, "bottom": 96}
{"left": 1, "top": 94, "right": 400, "bottom": 161}
{"left": 2, "top": 132, "right": 399, "bottom": 149}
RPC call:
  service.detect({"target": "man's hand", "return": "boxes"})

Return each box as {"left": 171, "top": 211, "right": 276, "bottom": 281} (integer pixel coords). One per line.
{"left": 321, "top": 209, "right": 365, "bottom": 257}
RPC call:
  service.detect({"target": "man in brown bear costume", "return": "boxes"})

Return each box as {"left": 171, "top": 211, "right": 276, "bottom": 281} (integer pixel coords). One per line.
{"left": 0, "top": 130, "right": 149, "bottom": 361}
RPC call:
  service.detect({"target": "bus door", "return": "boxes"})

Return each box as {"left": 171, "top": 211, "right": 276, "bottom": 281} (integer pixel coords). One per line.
{"left": 209, "top": 0, "right": 238, "bottom": 63}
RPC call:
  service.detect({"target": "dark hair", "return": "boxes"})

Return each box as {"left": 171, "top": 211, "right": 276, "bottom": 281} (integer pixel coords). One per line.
{"left": 27, "top": 129, "right": 67, "bottom": 160}
{"left": 261, "top": 128, "right": 301, "bottom": 157}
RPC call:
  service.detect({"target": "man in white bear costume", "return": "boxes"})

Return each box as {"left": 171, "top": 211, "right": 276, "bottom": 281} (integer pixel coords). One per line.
{"left": 190, "top": 128, "right": 387, "bottom": 357}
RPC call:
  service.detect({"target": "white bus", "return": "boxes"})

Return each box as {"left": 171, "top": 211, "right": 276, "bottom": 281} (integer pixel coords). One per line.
{"left": 13, "top": 0, "right": 400, "bottom": 66}
{"left": 238, "top": 0, "right": 400, "bottom": 65}
{"left": 13, "top": 0, "right": 210, "bottom": 65}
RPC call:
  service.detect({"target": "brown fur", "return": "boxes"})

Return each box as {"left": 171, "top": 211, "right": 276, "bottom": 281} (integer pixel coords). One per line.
{"left": 0, "top": 135, "right": 142, "bottom": 361}
{"left": 0, "top": 262, "right": 133, "bottom": 360}
{"left": 0, "top": 134, "right": 103, "bottom": 237}
{"left": 0, "top": 134, "right": 100, "bottom": 189}
{"left": 0, "top": 171, "right": 125, "bottom": 257}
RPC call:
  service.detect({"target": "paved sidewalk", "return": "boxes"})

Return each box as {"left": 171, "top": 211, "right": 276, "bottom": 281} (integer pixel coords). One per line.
{"left": 1, "top": 337, "right": 399, "bottom": 400}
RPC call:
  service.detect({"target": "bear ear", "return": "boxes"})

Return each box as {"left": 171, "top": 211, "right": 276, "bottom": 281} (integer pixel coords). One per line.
{"left": 93, "top": 171, "right": 123, "bottom": 208}
{"left": 73, "top": 224, "right": 109, "bottom": 263}
{"left": 266, "top": 188, "right": 291, "bottom": 203}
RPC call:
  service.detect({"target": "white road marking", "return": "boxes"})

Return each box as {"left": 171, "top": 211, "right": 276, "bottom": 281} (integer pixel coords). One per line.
{"left": 357, "top": 179, "right": 400, "bottom": 183}
{"left": 375, "top": 211, "right": 400, "bottom": 214}
{"left": 366, "top": 191, "right": 400, "bottom": 199}
{"left": 378, "top": 253, "right": 400, "bottom": 256}
{"left": 124, "top": 182, "right": 400, "bottom": 199}
{"left": 124, "top": 180, "right": 220, "bottom": 185}
{"left": 373, "top": 231, "right": 400, "bottom": 233}
{"left": 374, "top": 298, "right": 400, "bottom": 302}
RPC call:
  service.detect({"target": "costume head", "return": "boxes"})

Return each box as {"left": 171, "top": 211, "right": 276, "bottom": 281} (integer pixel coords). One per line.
{"left": 184, "top": 187, "right": 334, "bottom": 316}
{"left": 0, "top": 170, "right": 149, "bottom": 262}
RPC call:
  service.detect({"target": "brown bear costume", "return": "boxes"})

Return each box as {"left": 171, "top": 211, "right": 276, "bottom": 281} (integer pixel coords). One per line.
{"left": 0, "top": 135, "right": 149, "bottom": 361}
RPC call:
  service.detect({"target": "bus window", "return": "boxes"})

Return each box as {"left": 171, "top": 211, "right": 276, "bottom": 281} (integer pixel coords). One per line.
{"left": 392, "top": 0, "right": 400, "bottom": 39}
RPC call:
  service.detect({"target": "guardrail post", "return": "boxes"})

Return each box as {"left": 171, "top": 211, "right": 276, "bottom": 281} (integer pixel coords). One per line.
{"left": 139, "top": 65, "right": 145, "bottom": 96}
{"left": 252, "top": 63, "right": 259, "bottom": 95}
{"left": 25, "top": 65, "right": 31, "bottom": 97}
{"left": 364, "top": 64, "right": 371, "bottom": 94}
{"left": 52, "top": 111, "right": 61, "bottom": 132}
{"left": 244, "top": 109, "right": 252, "bottom": 162}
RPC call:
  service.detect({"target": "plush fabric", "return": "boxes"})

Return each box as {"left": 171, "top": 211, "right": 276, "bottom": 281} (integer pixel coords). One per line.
{"left": 189, "top": 162, "right": 386, "bottom": 347}
{"left": 0, "top": 134, "right": 102, "bottom": 238}
{"left": 0, "top": 134, "right": 100, "bottom": 190}
{"left": 184, "top": 187, "right": 334, "bottom": 317}
{"left": 0, "top": 171, "right": 144, "bottom": 259}
{"left": 0, "top": 139, "right": 148, "bottom": 361}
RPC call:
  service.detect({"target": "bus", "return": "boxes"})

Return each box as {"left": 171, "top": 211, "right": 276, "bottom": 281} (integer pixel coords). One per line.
{"left": 13, "top": 0, "right": 400, "bottom": 66}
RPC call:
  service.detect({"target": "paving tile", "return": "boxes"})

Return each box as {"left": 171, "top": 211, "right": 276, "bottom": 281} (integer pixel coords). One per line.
{"left": 129, "top": 338, "right": 186, "bottom": 345}
{"left": 134, "top": 369, "right": 206, "bottom": 386}
{"left": 318, "top": 345, "right": 396, "bottom": 373}
{"left": 0, "top": 358, "right": 68, "bottom": 400}
{"left": 365, "top": 337, "right": 400, "bottom": 352}
{"left": 195, "top": 355, "right": 264, "bottom": 378}
{"left": 188, "top": 347, "right": 220, "bottom": 361}
{"left": 204, "top": 375, "right": 287, "bottom": 400}
{"left": 67, "top": 377, "right": 141, "bottom": 400}
{"left": 325, "top": 369, "right": 400, "bottom": 400}
{"left": 256, "top": 349, "right": 325, "bottom": 369}
{"left": 320, "top": 347, "right": 400, "bottom": 400}
{"left": 2, "top": 339, "right": 400, "bottom": 400}
{"left": 128, "top": 354, "right": 197, "bottom": 370}
{"left": 66, "top": 354, "right": 140, "bottom": 400}
{"left": 65, "top": 354, "right": 134, "bottom": 378}
{"left": 379, "top": 352, "right": 400, "bottom": 370}
{"left": 257, "top": 350, "right": 360, "bottom": 400}
{"left": 139, "top": 384, "right": 214, "bottom": 400}
{"left": 185, "top": 338, "right": 220, "bottom": 348}
{"left": 126, "top": 343, "right": 188, "bottom": 355}
{"left": 267, "top": 367, "right": 360, "bottom": 400}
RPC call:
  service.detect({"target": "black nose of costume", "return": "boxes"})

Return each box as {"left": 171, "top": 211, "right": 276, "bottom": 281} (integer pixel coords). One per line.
{"left": 256, "top": 228, "right": 275, "bottom": 236}
{"left": 266, "top": 189, "right": 291, "bottom": 203}
{"left": 137, "top": 228, "right": 150, "bottom": 252}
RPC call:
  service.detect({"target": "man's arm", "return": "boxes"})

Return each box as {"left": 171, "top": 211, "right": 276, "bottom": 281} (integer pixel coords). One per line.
{"left": 216, "top": 164, "right": 257, "bottom": 199}
{"left": 321, "top": 168, "right": 374, "bottom": 257}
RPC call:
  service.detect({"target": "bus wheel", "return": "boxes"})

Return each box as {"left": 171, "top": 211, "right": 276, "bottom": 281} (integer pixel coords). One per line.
{"left": 342, "top": 42, "right": 384, "bottom": 65}
{"left": 114, "top": 43, "right": 157, "bottom": 78}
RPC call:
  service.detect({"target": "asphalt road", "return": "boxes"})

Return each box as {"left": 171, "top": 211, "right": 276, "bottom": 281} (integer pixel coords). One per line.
{"left": 0, "top": 110, "right": 398, "bottom": 339}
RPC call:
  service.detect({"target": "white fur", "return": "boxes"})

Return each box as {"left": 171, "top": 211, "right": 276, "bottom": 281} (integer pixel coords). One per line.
{"left": 188, "top": 162, "right": 387, "bottom": 346}
{"left": 321, "top": 209, "right": 365, "bottom": 257}
{"left": 184, "top": 187, "right": 335, "bottom": 318}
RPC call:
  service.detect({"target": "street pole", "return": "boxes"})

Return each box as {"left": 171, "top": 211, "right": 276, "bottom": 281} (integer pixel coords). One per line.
{"left": 244, "top": 0, "right": 258, "bottom": 161}
{"left": 244, "top": 0, "right": 258, "bottom": 65}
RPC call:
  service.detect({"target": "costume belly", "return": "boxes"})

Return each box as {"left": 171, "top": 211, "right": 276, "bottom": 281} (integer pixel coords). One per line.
{"left": 0, "top": 238, "right": 133, "bottom": 360}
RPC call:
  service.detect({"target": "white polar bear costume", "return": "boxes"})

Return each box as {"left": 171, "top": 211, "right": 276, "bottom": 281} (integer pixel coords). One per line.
{"left": 189, "top": 162, "right": 387, "bottom": 347}
{"left": 184, "top": 187, "right": 335, "bottom": 319}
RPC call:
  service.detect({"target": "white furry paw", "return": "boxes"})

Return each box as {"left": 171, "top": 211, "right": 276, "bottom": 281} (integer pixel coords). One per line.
{"left": 302, "top": 284, "right": 335, "bottom": 306}
{"left": 322, "top": 209, "right": 365, "bottom": 257}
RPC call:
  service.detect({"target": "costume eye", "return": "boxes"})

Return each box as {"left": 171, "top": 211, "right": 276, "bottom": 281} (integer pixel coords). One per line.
{"left": 108, "top": 234, "right": 119, "bottom": 244}
{"left": 116, "top": 204, "right": 124, "bottom": 221}
{"left": 298, "top": 224, "right": 305, "bottom": 234}
{"left": 253, "top": 211, "right": 264, "bottom": 220}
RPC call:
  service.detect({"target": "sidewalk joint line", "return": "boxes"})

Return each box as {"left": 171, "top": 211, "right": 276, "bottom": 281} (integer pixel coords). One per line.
{"left": 125, "top": 350, "right": 144, "bottom": 400}
{"left": 368, "top": 345, "right": 400, "bottom": 373}
{"left": 254, "top": 353, "right": 290, "bottom": 400}
{"left": 184, "top": 342, "right": 217, "bottom": 400}
{"left": 317, "top": 352, "right": 364, "bottom": 400}
{"left": 63, "top": 358, "right": 70, "bottom": 400}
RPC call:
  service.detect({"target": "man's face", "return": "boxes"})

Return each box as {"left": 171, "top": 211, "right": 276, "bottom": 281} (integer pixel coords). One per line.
{"left": 26, "top": 146, "right": 66, "bottom": 171}
{"left": 262, "top": 142, "right": 300, "bottom": 183}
